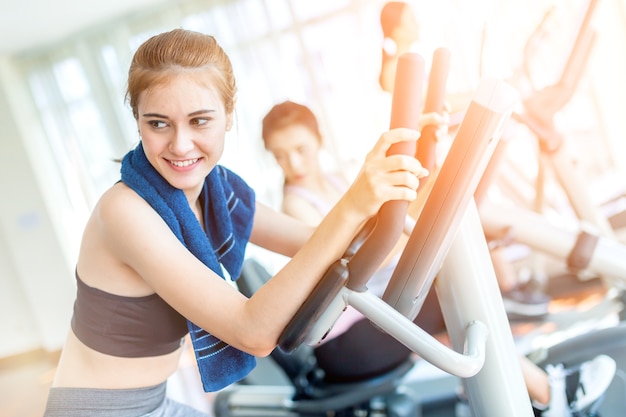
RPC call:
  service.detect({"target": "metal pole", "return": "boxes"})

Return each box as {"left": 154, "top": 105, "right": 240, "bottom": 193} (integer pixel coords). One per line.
{"left": 437, "top": 201, "right": 534, "bottom": 416}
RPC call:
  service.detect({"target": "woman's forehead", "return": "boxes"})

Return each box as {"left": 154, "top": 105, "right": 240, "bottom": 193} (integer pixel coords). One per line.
{"left": 138, "top": 74, "right": 224, "bottom": 112}
{"left": 267, "top": 125, "right": 320, "bottom": 149}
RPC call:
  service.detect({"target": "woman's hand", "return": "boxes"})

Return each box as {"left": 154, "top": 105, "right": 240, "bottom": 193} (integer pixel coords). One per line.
{"left": 343, "top": 128, "right": 429, "bottom": 220}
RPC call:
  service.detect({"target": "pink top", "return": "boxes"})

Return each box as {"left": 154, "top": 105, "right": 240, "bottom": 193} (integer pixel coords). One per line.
{"left": 284, "top": 173, "right": 348, "bottom": 216}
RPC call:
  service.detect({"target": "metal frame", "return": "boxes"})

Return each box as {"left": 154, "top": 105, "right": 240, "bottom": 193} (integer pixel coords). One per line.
{"left": 215, "top": 77, "right": 536, "bottom": 417}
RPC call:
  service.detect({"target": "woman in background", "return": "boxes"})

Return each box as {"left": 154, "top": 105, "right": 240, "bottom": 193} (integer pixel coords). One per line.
{"left": 262, "top": 100, "right": 448, "bottom": 383}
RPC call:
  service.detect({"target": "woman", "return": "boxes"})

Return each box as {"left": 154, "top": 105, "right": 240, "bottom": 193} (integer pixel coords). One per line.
{"left": 261, "top": 99, "right": 617, "bottom": 416}
{"left": 43, "top": 29, "right": 428, "bottom": 416}
{"left": 261, "top": 100, "right": 447, "bottom": 383}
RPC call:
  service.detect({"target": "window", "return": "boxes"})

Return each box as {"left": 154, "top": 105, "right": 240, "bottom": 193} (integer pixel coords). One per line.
{"left": 14, "top": 0, "right": 626, "bottom": 245}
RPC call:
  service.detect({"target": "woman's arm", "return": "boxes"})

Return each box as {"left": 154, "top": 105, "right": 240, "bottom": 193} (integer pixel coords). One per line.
{"left": 249, "top": 201, "right": 314, "bottom": 257}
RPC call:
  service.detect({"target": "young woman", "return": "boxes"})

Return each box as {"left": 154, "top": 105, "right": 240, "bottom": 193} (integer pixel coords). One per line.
{"left": 261, "top": 99, "right": 617, "bottom": 416}
{"left": 43, "top": 29, "right": 429, "bottom": 416}
{"left": 261, "top": 100, "right": 447, "bottom": 383}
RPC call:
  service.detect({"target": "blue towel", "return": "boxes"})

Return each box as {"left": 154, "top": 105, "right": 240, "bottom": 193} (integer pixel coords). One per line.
{"left": 120, "top": 142, "right": 256, "bottom": 392}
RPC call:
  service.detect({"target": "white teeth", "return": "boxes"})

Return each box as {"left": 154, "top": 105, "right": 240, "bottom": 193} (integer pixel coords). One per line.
{"left": 169, "top": 158, "right": 198, "bottom": 167}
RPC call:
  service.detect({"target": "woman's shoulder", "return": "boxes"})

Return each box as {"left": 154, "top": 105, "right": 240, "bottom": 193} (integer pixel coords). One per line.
{"left": 93, "top": 182, "right": 157, "bottom": 229}
{"left": 98, "top": 181, "right": 147, "bottom": 207}
{"left": 83, "top": 182, "right": 180, "bottom": 277}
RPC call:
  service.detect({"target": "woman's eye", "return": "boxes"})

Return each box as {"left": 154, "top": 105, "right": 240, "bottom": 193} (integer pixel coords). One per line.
{"left": 191, "top": 118, "right": 209, "bottom": 126}
{"left": 298, "top": 146, "right": 310, "bottom": 156}
{"left": 148, "top": 120, "right": 168, "bottom": 129}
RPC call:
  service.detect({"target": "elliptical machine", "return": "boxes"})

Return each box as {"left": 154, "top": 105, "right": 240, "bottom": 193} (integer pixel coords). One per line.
{"left": 214, "top": 51, "right": 536, "bottom": 416}
{"left": 215, "top": 257, "right": 426, "bottom": 417}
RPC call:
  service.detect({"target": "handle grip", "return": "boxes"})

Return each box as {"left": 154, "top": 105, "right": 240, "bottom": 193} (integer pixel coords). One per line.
{"left": 416, "top": 47, "right": 451, "bottom": 174}
{"left": 346, "top": 52, "right": 425, "bottom": 291}
{"left": 278, "top": 53, "right": 426, "bottom": 352}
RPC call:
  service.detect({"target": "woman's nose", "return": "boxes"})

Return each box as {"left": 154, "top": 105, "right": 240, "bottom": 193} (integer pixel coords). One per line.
{"left": 287, "top": 153, "right": 301, "bottom": 171}
{"left": 170, "top": 127, "right": 195, "bottom": 155}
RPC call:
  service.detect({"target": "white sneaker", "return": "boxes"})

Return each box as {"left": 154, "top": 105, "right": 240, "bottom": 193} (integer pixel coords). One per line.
{"left": 542, "top": 354, "right": 616, "bottom": 416}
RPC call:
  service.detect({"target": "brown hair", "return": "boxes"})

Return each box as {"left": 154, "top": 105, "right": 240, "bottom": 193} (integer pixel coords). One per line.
{"left": 125, "top": 28, "right": 236, "bottom": 119}
{"left": 380, "top": 1, "right": 409, "bottom": 38}
{"left": 261, "top": 101, "right": 322, "bottom": 147}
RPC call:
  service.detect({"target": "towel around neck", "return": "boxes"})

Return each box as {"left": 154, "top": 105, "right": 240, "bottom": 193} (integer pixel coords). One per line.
{"left": 120, "top": 142, "right": 256, "bottom": 392}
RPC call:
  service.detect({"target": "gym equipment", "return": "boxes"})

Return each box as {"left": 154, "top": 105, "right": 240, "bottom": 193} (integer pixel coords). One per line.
{"left": 511, "top": 0, "right": 612, "bottom": 235}
{"left": 214, "top": 257, "right": 427, "bottom": 417}
{"left": 416, "top": 47, "right": 451, "bottom": 176}
{"left": 215, "top": 4, "right": 626, "bottom": 411}
{"left": 477, "top": 0, "right": 626, "bottom": 290}
{"left": 214, "top": 50, "right": 528, "bottom": 416}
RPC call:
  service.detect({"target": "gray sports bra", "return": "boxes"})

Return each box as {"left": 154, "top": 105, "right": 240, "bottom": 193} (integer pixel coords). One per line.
{"left": 71, "top": 271, "right": 188, "bottom": 357}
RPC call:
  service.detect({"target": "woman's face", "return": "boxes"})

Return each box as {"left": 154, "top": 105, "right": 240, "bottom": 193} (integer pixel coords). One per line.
{"left": 137, "top": 73, "right": 232, "bottom": 198}
{"left": 264, "top": 124, "right": 322, "bottom": 186}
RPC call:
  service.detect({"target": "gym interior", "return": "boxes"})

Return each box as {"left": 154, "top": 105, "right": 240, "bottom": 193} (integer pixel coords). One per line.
{"left": 1, "top": 0, "right": 626, "bottom": 416}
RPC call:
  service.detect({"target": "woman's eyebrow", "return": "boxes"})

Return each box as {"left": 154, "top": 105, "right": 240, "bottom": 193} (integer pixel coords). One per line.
{"left": 142, "top": 112, "right": 169, "bottom": 119}
{"left": 188, "top": 109, "right": 215, "bottom": 117}
{"left": 141, "top": 109, "right": 215, "bottom": 118}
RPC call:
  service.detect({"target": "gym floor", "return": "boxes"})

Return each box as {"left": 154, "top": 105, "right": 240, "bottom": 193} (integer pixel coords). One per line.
{"left": 0, "top": 349, "right": 59, "bottom": 417}
{"left": 0, "top": 274, "right": 610, "bottom": 417}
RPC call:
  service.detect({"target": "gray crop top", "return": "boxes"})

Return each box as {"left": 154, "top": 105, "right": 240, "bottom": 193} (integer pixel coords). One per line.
{"left": 71, "top": 271, "right": 189, "bottom": 357}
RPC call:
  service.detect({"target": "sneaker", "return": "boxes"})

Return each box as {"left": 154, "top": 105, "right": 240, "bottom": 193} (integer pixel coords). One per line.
{"left": 502, "top": 280, "right": 551, "bottom": 320}
{"left": 541, "top": 354, "right": 616, "bottom": 416}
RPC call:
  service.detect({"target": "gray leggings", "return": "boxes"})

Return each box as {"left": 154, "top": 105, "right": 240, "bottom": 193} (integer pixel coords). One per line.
{"left": 44, "top": 382, "right": 209, "bottom": 417}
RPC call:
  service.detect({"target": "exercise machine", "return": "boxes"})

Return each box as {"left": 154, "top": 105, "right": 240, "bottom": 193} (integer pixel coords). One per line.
{"left": 476, "top": 0, "right": 626, "bottom": 297}
{"left": 478, "top": 0, "right": 621, "bottom": 237}
{"left": 214, "top": 5, "right": 626, "bottom": 410}
{"left": 214, "top": 51, "right": 531, "bottom": 416}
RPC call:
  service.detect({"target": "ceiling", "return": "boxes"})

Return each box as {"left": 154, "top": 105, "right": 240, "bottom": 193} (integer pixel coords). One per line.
{"left": 0, "top": 0, "right": 168, "bottom": 55}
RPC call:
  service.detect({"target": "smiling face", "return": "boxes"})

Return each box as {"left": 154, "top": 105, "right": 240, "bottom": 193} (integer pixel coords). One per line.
{"left": 137, "top": 71, "right": 232, "bottom": 199}
{"left": 264, "top": 123, "right": 322, "bottom": 187}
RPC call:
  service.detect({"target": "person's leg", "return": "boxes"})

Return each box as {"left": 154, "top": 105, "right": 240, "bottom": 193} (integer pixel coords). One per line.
{"left": 491, "top": 246, "right": 551, "bottom": 320}
{"left": 520, "top": 355, "right": 551, "bottom": 406}
{"left": 520, "top": 354, "right": 616, "bottom": 416}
